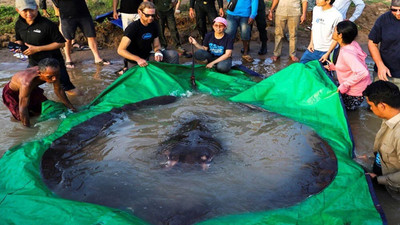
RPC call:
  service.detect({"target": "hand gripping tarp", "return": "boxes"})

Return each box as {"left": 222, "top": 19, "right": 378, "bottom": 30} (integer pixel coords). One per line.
{"left": 0, "top": 61, "right": 384, "bottom": 224}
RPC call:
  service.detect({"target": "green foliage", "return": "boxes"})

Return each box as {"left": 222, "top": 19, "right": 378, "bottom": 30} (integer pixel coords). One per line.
{"left": 87, "top": 0, "right": 113, "bottom": 19}
{"left": 179, "top": 2, "right": 190, "bottom": 11}
{"left": 265, "top": 0, "right": 272, "bottom": 8}
{"left": 0, "top": 6, "right": 19, "bottom": 34}
{"left": 0, "top": 0, "right": 113, "bottom": 35}
{"left": 364, "top": 0, "right": 390, "bottom": 5}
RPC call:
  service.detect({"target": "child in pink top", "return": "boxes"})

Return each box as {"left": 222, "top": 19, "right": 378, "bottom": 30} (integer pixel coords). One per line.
{"left": 325, "top": 20, "right": 372, "bottom": 110}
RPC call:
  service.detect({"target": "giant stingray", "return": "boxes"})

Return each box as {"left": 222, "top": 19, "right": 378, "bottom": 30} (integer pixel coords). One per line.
{"left": 40, "top": 95, "right": 337, "bottom": 225}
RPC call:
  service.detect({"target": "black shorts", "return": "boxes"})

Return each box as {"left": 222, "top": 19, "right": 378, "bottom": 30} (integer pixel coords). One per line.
{"left": 59, "top": 63, "right": 76, "bottom": 91}
{"left": 61, "top": 16, "right": 96, "bottom": 40}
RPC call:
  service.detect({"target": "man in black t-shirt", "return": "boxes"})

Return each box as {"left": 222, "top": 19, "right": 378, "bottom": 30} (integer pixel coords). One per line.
{"left": 14, "top": 0, "right": 78, "bottom": 95}
{"left": 117, "top": 2, "right": 179, "bottom": 71}
{"left": 113, "top": 0, "right": 148, "bottom": 74}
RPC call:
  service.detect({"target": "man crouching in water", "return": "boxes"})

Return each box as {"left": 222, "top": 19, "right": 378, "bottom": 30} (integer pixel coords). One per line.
{"left": 2, "top": 58, "right": 76, "bottom": 127}
{"left": 363, "top": 80, "right": 400, "bottom": 199}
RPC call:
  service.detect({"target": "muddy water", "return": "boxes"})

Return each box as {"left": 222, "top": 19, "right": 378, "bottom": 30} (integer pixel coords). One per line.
{"left": 0, "top": 49, "right": 399, "bottom": 224}
{"left": 41, "top": 94, "right": 336, "bottom": 225}
{"left": 0, "top": 57, "right": 121, "bottom": 154}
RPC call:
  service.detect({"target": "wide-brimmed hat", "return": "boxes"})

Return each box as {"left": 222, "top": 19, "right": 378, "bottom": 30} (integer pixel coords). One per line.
{"left": 392, "top": 0, "right": 400, "bottom": 7}
{"left": 16, "top": 0, "right": 37, "bottom": 11}
{"left": 213, "top": 17, "right": 227, "bottom": 27}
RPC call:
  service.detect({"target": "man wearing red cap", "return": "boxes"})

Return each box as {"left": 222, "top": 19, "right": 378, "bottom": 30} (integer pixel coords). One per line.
{"left": 188, "top": 17, "right": 234, "bottom": 73}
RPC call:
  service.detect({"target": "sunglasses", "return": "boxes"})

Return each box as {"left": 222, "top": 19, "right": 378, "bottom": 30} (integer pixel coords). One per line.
{"left": 141, "top": 10, "right": 156, "bottom": 18}
{"left": 390, "top": 8, "right": 400, "bottom": 12}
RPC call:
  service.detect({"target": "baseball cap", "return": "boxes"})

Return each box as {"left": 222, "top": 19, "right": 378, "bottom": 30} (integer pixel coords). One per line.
{"left": 213, "top": 17, "right": 227, "bottom": 27}
{"left": 16, "top": 0, "right": 38, "bottom": 11}
{"left": 392, "top": 0, "right": 400, "bottom": 7}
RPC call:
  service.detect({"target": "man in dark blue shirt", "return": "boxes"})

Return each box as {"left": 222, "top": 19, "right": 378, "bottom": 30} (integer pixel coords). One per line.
{"left": 368, "top": 0, "right": 400, "bottom": 86}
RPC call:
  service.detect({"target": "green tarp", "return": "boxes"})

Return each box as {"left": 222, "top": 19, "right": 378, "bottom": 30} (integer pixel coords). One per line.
{"left": 0, "top": 61, "right": 383, "bottom": 224}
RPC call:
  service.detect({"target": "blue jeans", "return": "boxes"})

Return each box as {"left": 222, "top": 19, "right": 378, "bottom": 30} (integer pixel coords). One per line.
{"left": 194, "top": 49, "right": 232, "bottom": 73}
{"left": 225, "top": 14, "right": 251, "bottom": 41}
{"left": 299, "top": 49, "right": 326, "bottom": 64}
{"left": 161, "top": 49, "right": 179, "bottom": 64}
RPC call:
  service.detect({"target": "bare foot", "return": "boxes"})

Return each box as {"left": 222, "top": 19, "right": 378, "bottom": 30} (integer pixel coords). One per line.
{"left": 290, "top": 55, "right": 300, "bottom": 62}
{"left": 95, "top": 59, "right": 111, "bottom": 66}
{"left": 66, "top": 88, "right": 81, "bottom": 96}
{"left": 271, "top": 56, "right": 280, "bottom": 62}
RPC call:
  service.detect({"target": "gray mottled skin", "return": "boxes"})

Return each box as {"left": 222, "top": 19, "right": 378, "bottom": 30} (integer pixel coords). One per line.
{"left": 160, "top": 119, "right": 222, "bottom": 169}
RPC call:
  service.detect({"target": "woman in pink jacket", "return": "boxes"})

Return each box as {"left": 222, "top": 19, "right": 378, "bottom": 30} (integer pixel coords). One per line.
{"left": 325, "top": 20, "right": 372, "bottom": 111}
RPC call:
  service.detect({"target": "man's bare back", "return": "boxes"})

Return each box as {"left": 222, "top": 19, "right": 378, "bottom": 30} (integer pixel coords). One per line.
{"left": 2, "top": 58, "right": 76, "bottom": 127}
{"left": 9, "top": 67, "right": 45, "bottom": 93}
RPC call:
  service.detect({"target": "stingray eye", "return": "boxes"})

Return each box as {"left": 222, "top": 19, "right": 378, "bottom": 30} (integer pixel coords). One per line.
{"left": 168, "top": 154, "right": 178, "bottom": 161}
{"left": 200, "top": 155, "right": 208, "bottom": 162}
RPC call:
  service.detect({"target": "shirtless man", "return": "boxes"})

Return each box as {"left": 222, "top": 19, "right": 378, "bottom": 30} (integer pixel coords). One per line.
{"left": 2, "top": 58, "right": 76, "bottom": 127}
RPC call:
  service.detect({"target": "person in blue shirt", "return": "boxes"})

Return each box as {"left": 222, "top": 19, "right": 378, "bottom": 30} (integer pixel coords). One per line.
{"left": 225, "top": 0, "right": 258, "bottom": 63}
{"left": 188, "top": 17, "right": 234, "bottom": 73}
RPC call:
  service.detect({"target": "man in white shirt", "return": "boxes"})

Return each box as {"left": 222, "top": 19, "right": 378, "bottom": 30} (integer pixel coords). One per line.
{"left": 333, "top": 0, "right": 365, "bottom": 22}
{"left": 300, "top": 0, "right": 342, "bottom": 64}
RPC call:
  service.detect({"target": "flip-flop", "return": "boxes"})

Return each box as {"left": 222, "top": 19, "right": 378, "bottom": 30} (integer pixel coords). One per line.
{"left": 95, "top": 59, "right": 111, "bottom": 66}
{"left": 72, "top": 43, "right": 90, "bottom": 51}
{"left": 77, "top": 45, "right": 90, "bottom": 51}
{"left": 114, "top": 67, "right": 128, "bottom": 75}
{"left": 65, "top": 61, "right": 75, "bottom": 68}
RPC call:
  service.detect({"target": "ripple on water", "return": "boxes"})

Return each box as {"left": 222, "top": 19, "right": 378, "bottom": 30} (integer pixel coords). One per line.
{"left": 41, "top": 94, "right": 337, "bottom": 225}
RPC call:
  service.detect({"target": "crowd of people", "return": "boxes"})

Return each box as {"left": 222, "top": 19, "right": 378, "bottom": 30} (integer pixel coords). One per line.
{"left": 2, "top": 0, "right": 400, "bottom": 199}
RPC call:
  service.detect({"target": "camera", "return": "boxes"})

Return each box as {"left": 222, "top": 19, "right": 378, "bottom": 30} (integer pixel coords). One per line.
{"left": 8, "top": 41, "right": 28, "bottom": 52}
{"left": 321, "top": 61, "right": 329, "bottom": 66}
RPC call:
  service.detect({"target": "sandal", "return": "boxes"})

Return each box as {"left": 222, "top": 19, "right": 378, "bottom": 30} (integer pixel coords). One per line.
{"left": 115, "top": 67, "right": 128, "bottom": 75}
{"left": 241, "top": 54, "right": 254, "bottom": 63}
{"left": 73, "top": 43, "right": 90, "bottom": 51}
{"left": 65, "top": 61, "right": 75, "bottom": 68}
{"left": 95, "top": 59, "right": 111, "bottom": 66}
